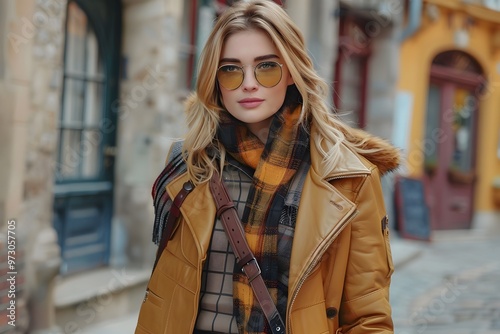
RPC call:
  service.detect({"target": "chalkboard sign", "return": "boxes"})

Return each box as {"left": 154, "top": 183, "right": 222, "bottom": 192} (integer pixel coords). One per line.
{"left": 394, "top": 176, "right": 431, "bottom": 241}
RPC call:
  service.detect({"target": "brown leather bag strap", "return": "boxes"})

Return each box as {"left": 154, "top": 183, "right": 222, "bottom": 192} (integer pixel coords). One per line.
{"left": 209, "top": 172, "right": 286, "bottom": 334}
{"left": 152, "top": 181, "right": 194, "bottom": 271}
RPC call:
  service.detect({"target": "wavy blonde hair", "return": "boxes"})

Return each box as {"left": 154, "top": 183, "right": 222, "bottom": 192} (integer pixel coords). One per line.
{"left": 183, "top": 0, "right": 370, "bottom": 185}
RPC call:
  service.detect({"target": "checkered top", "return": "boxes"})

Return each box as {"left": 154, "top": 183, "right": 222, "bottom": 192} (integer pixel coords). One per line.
{"left": 194, "top": 165, "right": 252, "bottom": 333}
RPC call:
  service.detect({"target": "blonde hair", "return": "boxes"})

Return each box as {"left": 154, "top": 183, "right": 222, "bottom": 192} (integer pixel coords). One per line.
{"left": 183, "top": 0, "right": 368, "bottom": 185}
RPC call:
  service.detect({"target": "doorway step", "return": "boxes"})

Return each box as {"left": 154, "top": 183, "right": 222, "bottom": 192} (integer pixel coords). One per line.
{"left": 53, "top": 266, "right": 150, "bottom": 332}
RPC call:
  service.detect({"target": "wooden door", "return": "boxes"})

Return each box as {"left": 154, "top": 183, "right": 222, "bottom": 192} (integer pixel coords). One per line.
{"left": 423, "top": 82, "right": 478, "bottom": 229}
{"left": 423, "top": 54, "right": 483, "bottom": 229}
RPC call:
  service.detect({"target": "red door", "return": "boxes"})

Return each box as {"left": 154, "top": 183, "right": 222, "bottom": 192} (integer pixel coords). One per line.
{"left": 423, "top": 66, "right": 481, "bottom": 229}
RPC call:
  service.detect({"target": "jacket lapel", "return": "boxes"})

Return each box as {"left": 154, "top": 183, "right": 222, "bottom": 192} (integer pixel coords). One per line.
{"left": 288, "top": 138, "right": 371, "bottom": 299}
{"left": 288, "top": 170, "right": 356, "bottom": 299}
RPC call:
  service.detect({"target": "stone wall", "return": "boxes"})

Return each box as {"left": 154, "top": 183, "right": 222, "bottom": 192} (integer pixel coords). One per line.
{"left": 363, "top": 1, "right": 403, "bottom": 141}
{"left": 287, "top": 0, "right": 338, "bottom": 95}
{"left": 0, "top": 0, "right": 66, "bottom": 332}
{"left": 115, "top": 0, "right": 187, "bottom": 266}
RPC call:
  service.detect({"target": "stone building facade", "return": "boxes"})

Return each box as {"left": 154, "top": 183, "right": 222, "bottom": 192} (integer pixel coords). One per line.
{"left": 1, "top": 0, "right": 68, "bottom": 332}
{"left": 0, "top": 0, "right": 402, "bottom": 332}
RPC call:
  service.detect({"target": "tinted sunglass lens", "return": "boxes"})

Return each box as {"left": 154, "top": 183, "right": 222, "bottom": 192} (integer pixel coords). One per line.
{"left": 217, "top": 66, "right": 243, "bottom": 90}
{"left": 255, "top": 62, "right": 282, "bottom": 88}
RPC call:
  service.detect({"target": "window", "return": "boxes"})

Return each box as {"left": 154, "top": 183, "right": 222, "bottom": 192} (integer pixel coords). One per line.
{"left": 334, "top": 14, "right": 370, "bottom": 128}
{"left": 57, "top": 1, "right": 105, "bottom": 181}
{"left": 423, "top": 84, "right": 441, "bottom": 173}
{"left": 450, "top": 88, "right": 475, "bottom": 172}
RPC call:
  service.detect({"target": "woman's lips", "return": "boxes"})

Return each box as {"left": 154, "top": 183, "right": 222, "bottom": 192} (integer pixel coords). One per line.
{"left": 238, "top": 98, "right": 264, "bottom": 108}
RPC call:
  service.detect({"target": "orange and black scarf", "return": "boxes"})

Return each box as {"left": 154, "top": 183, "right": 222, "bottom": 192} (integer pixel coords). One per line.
{"left": 217, "top": 85, "right": 309, "bottom": 333}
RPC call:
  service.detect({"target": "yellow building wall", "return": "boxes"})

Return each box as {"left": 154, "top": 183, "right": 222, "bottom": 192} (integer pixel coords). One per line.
{"left": 398, "top": 4, "right": 500, "bottom": 212}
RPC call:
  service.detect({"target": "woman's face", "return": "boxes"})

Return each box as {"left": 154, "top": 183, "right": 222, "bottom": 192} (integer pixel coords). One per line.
{"left": 218, "top": 29, "right": 294, "bottom": 141}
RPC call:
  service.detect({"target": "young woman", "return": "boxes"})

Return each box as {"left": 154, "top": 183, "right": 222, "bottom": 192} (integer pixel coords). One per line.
{"left": 135, "top": 1, "right": 398, "bottom": 333}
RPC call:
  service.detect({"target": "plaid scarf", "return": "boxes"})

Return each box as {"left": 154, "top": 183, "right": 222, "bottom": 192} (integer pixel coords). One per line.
{"left": 217, "top": 85, "right": 309, "bottom": 333}
{"left": 151, "top": 142, "right": 186, "bottom": 246}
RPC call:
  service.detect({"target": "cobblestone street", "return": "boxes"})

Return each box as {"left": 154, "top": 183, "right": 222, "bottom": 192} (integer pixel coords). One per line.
{"left": 390, "top": 232, "right": 500, "bottom": 334}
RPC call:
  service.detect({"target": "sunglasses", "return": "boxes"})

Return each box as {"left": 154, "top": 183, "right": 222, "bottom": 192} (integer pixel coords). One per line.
{"left": 216, "top": 61, "right": 283, "bottom": 90}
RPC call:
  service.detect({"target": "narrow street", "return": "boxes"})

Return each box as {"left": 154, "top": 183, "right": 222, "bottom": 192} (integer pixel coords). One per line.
{"left": 390, "top": 230, "right": 500, "bottom": 334}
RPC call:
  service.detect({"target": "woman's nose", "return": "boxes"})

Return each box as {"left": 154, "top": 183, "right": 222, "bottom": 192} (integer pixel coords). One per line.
{"left": 240, "top": 67, "right": 258, "bottom": 91}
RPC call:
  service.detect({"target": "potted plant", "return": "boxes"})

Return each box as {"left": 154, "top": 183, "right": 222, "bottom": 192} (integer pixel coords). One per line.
{"left": 492, "top": 176, "right": 500, "bottom": 207}
{"left": 447, "top": 165, "right": 475, "bottom": 184}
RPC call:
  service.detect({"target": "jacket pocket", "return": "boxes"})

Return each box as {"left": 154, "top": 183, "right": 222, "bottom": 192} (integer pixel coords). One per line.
{"left": 290, "top": 268, "right": 330, "bottom": 333}
{"left": 290, "top": 300, "right": 330, "bottom": 334}
{"left": 136, "top": 288, "right": 166, "bottom": 334}
{"left": 381, "top": 215, "right": 395, "bottom": 278}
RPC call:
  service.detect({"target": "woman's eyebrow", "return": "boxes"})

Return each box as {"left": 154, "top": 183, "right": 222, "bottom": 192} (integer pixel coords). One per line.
{"left": 254, "top": 54, "right": 279, "bottom": 61}
{"left": 219, "top": 57, "right": 241, "bottom": 63}
{"left": 219, "top": 54, "right": 280, "bottom": 63}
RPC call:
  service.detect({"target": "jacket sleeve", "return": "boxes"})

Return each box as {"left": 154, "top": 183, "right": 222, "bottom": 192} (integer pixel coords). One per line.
{"left": 339, "top": 166, "right": 394, "bottom": 333}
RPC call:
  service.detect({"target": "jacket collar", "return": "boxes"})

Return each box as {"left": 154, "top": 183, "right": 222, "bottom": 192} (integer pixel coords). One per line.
{"left": 309, "top": 125, "right": 371, "bottom": 181}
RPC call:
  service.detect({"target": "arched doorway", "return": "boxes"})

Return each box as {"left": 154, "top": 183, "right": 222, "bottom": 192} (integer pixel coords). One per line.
{"left": 423, "top": 50, "right": 484, "bottom": 229}
{"left": 53, "top": 0, "right": 121, "bottom": 274}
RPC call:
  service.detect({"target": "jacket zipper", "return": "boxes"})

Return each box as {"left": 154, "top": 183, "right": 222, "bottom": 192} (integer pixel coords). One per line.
{"left": 286, "top": 209, "right": 359, "bottom": 333}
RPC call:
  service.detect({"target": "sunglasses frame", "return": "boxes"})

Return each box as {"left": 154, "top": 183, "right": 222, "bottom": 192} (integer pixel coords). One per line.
{"left": 216, "top": 61, "right": 284, "bottom": 90}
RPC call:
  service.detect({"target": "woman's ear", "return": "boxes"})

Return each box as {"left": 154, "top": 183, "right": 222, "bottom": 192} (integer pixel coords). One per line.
{"left": 286, "top": 72, "right": 294, "bottom": 85}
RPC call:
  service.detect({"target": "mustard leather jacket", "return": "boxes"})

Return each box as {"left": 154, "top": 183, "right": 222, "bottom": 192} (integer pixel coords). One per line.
{"left": 136, "top": 128, "right": 399, "bottom": 334}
